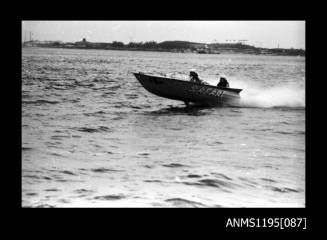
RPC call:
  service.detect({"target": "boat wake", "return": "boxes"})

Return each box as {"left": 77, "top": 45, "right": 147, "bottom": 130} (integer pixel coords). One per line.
{"left": 229, "top": 79, "right": 305, "bottom": 109}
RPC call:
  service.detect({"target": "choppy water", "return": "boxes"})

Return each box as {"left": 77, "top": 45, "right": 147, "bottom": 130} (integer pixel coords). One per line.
{"left": 22, "top": 48, "right": 305, "bottom": 207}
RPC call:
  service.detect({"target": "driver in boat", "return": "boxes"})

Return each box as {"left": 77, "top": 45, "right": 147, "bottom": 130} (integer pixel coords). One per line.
{"left": 189, "top": 70, "right": 202, "bottom": 84}
{"left": 217, "top": 75, "right": 230, "bottom": 88}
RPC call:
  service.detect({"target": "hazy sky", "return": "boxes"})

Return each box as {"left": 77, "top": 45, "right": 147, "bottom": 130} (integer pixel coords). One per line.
{"left": 22, "top": 21, "right": 305, "bottom": 49}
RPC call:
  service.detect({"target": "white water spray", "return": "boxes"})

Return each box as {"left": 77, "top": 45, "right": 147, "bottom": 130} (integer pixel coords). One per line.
{"left": 230, "top": 77, "right": 305, "bottom": 108}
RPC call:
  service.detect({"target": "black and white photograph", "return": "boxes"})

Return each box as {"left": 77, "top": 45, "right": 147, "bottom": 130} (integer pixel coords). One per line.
{"left": 21, "top": 21, "right": 305, "bottom": 208}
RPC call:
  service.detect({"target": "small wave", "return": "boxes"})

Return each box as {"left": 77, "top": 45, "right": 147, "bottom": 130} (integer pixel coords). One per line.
{"left": 102, "top": 91, "right": 116, "bottom": 97}
{"left": 23, "top": 174, "right": 53, "bottom": 181}
{"left": 143, "top": 165, "right": 154, "bottom": 169}
{"left": 44, "top": 188, "right": 59, "bottom": 192}
{"left": 138, "top": 152, "right": 150, "bottom": 156}
{"left": 246, "top": 128, "right": 273, "bottom": 132}
{"left": 56, "top": 179, "right": 68, "bottom": 182}
{"left": 168, "top": 127, "right": 183, "bottom": 131}
{"left": 124, "top": 94, "right": 139, "bottom": 99}
{"left": 22, "top": 99, "right": 60, "bottom": 105}
{"left": 91, "top": 168, "right": 123, "bottom": 173}
{"left": 238, "top": 177, "right": 258, "bottom": 185}
{"left": 272, "top": 106, "right": 305, "bottom": 111}
{"left": 144, "top": 180, "right": 162, "bottom": 183}
{"left": 34, "top": 204, "right": 55, "bottom": 208}
{"left": 106, "top": 84, "right": 121, "bottom": 91}
{"left": 165, "top": 198, "right": 205, "bottom": 208}
{"left": 83, "top": 111, "right": 106, "bottom": 116}
{"left": 181, "top": 178, "right": 234, "bottom": 192}
{"left": 25, "top": 192, "right": 38, "bottom": 196}
{"left": 110, "top": 116, "right": 124, "bottom": 121}
{"left": 262, "top": 164, "right": 279, "bottom": 170}
{"left": 23, "top": 175, "right": 41, "bottom": 179}
{"left": 22, "top": 147, "right": 33, "bottom": 151}
{"left": 74, "top": 81, "right": 95, "bottom": 88}
{"left": 270, "top": 186, "right": 300, "bottom": 193}
{"left": 23, "top": 169, "right": 42, "bottom": 174}
{"left": 55, "top": 179, "right": 83, "bottom": 183}
{"left": 93, "top": 78, "right": 110, "bottom": 83}
{"left": 261, "top": 178, "right": 277, "bottom": 183}
{"left": 76, "top": 126, "right": 111, "bottom": 133}
{"left": 94, "top": 194, "right": 126, "bottom": 200}
{"left": 59, "top": 170, "right": 77, "bottom": 175}
{"left": 51, "top": 135, "right": 70, "bottom": 140}
{"left": 186, "top": 174, "right": 202, "bottom": 178}
{"left": 211, "top": 173, "right": 233, "bottom": 180}
{"left": 49, "top": 152, "right": 64, "bottom": 157}
{"left": 130, "top": 105, "right": 142, "bottom": 109}
{"left": 149, "top": 107, "right": 209, "bottom": 116}
{"left": 162, "top": 163, "right": 189, "bottom": 168}
{"left": 99, "top": 126, "right": 111, "bottom": 132}
{"left": 198, "top": 179, "right": 233, "bottom": 188}
{"left": 58, "top": 199, "right": 71, "bottom": 204}
{"left": 74, "top": 189, "right": 94, "bottom": 194}
{"left": 274, "top": 131, "right": 294, "bottom": 135}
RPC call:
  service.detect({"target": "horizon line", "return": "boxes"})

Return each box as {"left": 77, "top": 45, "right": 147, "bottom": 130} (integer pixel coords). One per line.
{"left": 22, "top": 38, "right": 305, "bottom": 50}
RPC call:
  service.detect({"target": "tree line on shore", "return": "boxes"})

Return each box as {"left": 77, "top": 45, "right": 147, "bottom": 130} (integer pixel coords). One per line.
{"left": 23, "top": 40, "right": 305, "bottom": 56}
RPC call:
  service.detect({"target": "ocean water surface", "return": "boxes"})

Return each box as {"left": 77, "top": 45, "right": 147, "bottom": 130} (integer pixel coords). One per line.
{"left": 22, "top": 48, "right": 305, "bottom": 207}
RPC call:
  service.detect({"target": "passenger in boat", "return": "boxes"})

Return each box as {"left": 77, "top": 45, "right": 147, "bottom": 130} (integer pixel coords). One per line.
{"left": 189, "top": 71, "right": 202, "bottom": 84}
{"left": 217, "top": 76, "right": 230, "bottom": 88}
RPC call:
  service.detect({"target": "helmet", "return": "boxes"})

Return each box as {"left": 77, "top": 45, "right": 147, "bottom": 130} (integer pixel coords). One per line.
{"left": 189, "top": 69, "right": 198, "bottom": 77}
{"left": 220, "top": 74, "right": 227, "bottom": 79}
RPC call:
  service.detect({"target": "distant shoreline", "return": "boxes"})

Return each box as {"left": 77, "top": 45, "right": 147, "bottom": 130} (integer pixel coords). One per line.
{"left": 22, "top": 40, "right": 305, "bottom": 57}
{"left": 22, "top": 46, "right": 305, "bottom": 57}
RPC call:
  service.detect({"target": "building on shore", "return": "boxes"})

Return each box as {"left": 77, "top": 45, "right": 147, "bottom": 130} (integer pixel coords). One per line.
{"left": 75, "top": 38, "right": 89, "bottom": 47}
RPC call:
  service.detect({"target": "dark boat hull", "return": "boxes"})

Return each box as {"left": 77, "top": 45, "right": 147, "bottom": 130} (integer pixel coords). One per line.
{"left": 133, "top": 72, "right": 242, "bottom": 106}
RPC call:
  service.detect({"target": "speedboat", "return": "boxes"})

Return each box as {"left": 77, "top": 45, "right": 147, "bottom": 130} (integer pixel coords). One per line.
{"left": 133, "top": 72, "right": 242, "bottom": 106}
